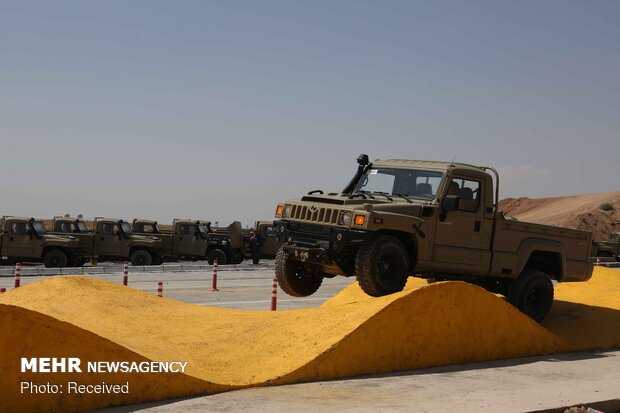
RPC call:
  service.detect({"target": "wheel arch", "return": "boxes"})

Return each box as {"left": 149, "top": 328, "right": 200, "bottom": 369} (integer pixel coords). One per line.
{"left": 372, "top": 229, "right": 418, "bottom": 272}
{"left": 515, "top": 238, "right": 565, "bottom": 281}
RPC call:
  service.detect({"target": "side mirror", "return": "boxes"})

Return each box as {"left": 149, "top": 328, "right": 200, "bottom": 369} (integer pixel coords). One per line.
{"left": 442, "top": 195, "right": 460, "bottom": 213}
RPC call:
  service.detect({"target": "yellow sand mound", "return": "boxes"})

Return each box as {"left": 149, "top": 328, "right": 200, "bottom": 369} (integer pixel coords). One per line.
{"left": 1, "top": 267, "right": 619, "bottom": 412}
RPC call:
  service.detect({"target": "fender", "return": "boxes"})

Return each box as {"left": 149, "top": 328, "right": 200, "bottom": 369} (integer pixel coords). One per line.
{"left": 515, "top": 238, "right": 566, "bottom": 280}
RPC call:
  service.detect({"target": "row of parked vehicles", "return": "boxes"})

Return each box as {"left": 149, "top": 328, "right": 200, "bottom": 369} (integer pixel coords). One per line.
{"left": 0, "top": 215, "right": 282, "bottom": 268}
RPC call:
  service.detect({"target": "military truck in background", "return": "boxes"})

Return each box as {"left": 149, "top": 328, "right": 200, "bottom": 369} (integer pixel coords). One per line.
{"left": 132, "top": 219, "right": 245, "bottom": 264}
{"left": 591, "top": 232, "right": 620, "bottom": 260}
{"left": 0, "top": 216, "right": 82, "bottom": 267}
{"left": 51, "top": 216, "right": 165, "bottom": 266}
{"left": 273, "top": 154, "right": 594, "bottom": 321}
{"left": 241, "top": 221, "right": 282, "bottom": 259}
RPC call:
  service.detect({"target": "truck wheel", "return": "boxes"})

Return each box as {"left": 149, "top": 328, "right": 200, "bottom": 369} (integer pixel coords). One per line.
{"left": 43, "top": 250, "right": 68, "bottom": 268}
{"left": 207, "top": 249, "right": 227, "bottom": 265}
{"left": 275, "top": 248, "right": 323, "bottom": 297}
{"left": 507, "top": 269, "right": 554, "bottom": 322}
{"left": 130, "top": 250, "right": 152, "bottom": 266}
{"left": 355, "top": 235, "right": 409, "bottom": 297}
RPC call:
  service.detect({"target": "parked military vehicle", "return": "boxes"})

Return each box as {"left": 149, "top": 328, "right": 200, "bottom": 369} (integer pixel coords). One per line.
{"left": 591, "top": 232, "right": 620, "bottom": 260}
{"left": 273, "top": 154, "right": 594, "bottom": 321}
{"left": 51, "top": 216, "right": 165, "bottom": 266}
{"left": 0, "top": 216, "right": 82, "bottom": 268}
{"left": 132, "top": 219, "right": 245, "bottom": 264}
{"left": 243, "top": 221, "right": 282, "bottom": 259}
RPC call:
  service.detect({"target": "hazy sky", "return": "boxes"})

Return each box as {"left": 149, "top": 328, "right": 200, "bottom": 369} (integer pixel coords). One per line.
{"left": 1, "top": 1, "right": 619, "bottom": 226}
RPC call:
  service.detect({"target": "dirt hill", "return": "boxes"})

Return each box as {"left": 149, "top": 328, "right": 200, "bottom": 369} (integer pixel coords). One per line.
{"left": 499, "top": 192, "right": 620, "bottom": 241}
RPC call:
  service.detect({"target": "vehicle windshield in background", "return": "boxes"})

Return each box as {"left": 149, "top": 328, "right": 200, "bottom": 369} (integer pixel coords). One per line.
{"left": 77, "top": 221, "right": 89, "bottom": 232}
{"left": 197, "top": 223, "right": 208, "bottom": 237}
{"left": 32, "top": 221, "right": 47, "bottom": 235}
{"left": 120, "top": 222, "right": 133, "bottom": 235}
{"left": 355, "top": 168, "right": 444, "bottom": 200}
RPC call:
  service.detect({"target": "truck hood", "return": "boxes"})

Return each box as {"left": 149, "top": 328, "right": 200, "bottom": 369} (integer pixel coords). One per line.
{"left": 297, "top": 193, "right": 435, "bottom": 207}
{"left": 41, "top": 234, "right": 80, "bottom": 245}
{"left": 130, "top": 235, "right": 162, "bottom": 245}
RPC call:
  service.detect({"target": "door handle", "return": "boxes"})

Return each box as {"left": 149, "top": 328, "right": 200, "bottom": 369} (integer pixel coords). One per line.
{"left": 474, "top": 221, "right": 481, "bottom": 232}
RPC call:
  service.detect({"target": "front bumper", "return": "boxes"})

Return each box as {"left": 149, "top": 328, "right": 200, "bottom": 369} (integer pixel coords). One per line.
{"left": 275, "top": 220, "right": 367, "bottom": 264}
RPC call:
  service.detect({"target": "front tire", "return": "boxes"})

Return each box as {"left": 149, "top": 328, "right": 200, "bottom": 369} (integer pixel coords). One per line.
{"left": 43, "top": 250, "right": 68, "bottom": 268}
{"left": 207, "top": 249, "right": 227, "bottom": 265}
{"left": 507, "top": 269, "right": 554, "bottom": 322}
{"left": 355, "top": 235, "right": 409, "bottom": 297}
{"left": 275, "top": 248, "right": 323, "bottom": 297}
{"left": 130, "top": 250, "right": 153, "bottom": 266}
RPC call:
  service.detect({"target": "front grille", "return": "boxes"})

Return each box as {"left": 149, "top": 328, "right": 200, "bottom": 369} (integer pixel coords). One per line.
{"left": 290, "top": 205, "right": 340, "bottom": 225}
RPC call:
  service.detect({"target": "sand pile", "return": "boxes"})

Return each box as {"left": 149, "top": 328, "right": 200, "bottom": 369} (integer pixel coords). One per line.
{"left": 1, "top": 267, "right": 619, "bottom": 412}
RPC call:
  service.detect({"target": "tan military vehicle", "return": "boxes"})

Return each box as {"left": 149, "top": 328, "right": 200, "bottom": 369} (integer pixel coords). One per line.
{"left": 0, "top": 216, "right": 82, "bottom": 268}
{"left": 274, "top": 154, "right": 593, "bottom": 321}
{"left": 51, "top": 216, "right": 165, "bottom": 266}
{"left": 591, "top": 232, "right": 620, "bottom": 260}
{"left": 132, "top": 219, "right": 245, "bottom": 264}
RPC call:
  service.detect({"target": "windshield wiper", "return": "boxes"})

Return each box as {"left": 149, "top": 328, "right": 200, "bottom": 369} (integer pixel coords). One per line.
{"left": 394, "top": 193, "right": 413, "bottom": 203}
{"left": 349, "top": 190, "right": 374, "bottom": 200}
{"left": 371, "top": 191, "right": 394, "bottom": 201}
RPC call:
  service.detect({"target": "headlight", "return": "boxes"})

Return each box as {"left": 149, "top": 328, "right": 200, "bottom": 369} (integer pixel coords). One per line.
{"left": 339, "top": 211, "right": 351, "bottom": 226}
{"left": 282, "top": 204, "right": 290, "bottom": 218}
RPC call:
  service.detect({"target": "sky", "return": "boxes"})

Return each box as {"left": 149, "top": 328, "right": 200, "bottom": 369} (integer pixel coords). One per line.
{"left": 1, "top": 1, "right": 619, "bottom": 226}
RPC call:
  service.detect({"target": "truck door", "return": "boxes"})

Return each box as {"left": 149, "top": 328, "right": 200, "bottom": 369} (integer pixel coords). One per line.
{"left": 2, "top": 222, "right": 35, "bottom": 259}
{"left": 175, "top": 224, "right": 202, "bottom": 257}
{"left": 433, "top": 177, "right": 492, "bottom": 274}
{"left": 95, "top": 223, "right": 124, "bottom": 258}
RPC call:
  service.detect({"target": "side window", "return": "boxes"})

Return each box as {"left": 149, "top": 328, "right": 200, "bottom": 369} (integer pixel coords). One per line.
{"left": 11, "top": 222, "right": 27, "bottom": 235}
{"left": 102, "top": 224, "right": 115, "bottom": 235}
{"left": 142, "top": 224, "right": 155, "bottom": 233}
{"left": 449, "top": 178, "right": 481, "bottom": 212}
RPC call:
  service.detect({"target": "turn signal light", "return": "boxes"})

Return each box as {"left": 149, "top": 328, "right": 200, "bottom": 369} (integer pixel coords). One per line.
{"left": 275, "top": 205, "right": 283, "bottom": 217}
{"left": 354, "top": 215, "right": 366, "bottom": 225}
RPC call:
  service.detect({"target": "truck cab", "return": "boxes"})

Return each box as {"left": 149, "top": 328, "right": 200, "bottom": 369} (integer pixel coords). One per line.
{"left": 1, "top": 216, "right": 81, "bottom": 267}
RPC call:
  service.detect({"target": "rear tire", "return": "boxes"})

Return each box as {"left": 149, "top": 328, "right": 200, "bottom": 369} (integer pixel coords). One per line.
{"left": 43, "top": 250, "right": 68, "bottom": 268}
{"left": 355, "top": 235, "right": 409, "bottom": 297}
{"left": 507, "top": 269, "right": 554, "bottom": 322}
{"left": 130, "top": 250, "right": 152, "bottom": 266}
{"left": 207, "top": 249, "right": 227, "bottom": 265}
{"left": 275, "top": 248, "right": 323, "bottom": 297}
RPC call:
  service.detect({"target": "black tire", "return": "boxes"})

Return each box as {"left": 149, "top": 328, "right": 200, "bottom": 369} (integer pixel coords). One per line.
{"left": 43, "top": 250, "right": 68, "bottom": 268}
{"left": 130, "top": 250, "right": 152, "bottom": 266}
{"left": 275, "top": 248, "right": 323, "bottom": 297}
{"left": 151, "top": 255, "right": 163, "bottom": 266}
{"left": 507, "top": 269, "right": 554, "bottom": 322}
{"left": 355, "top": 235, "right": 409, "bottom": 297}
{"left": 207, "top": 249, "right": 227, "bottom": 265}
{"left": 597, "top": 250, "right": 614, "bottom": 258}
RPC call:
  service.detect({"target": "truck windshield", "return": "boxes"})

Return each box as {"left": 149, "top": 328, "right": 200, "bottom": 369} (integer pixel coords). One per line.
{"left": 197, "top": 223, "right": 209, "bottom": 238}
{"left": 355, "top": 168, "right": 444, "bottom": 200}
{"left": 32, "top": 221, "right": 47, "bottom": 235}
{"left": 120, "top": 222, "right": 133, "bottom": 235}
{"left": 76, "top": 221, "right": 89, "bottom": 232}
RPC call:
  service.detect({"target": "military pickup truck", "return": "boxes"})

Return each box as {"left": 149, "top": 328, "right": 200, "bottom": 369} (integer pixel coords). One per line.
{"left": 51, "top": 216, "right": 165, "bottom": 266}
{"left": 241, "top": 221, "right": 283, "bottom": 259}
{"left": 0, "top": 216, "right": 82, "bottom": 267}
{"left": 274, "top": 154, "right": 593, "bottom": 321}
{"left": 591, "top": 232, "right": 620, "bottom": 260}
{"left": 131, "top": 219, "right": 245, "bottom": 264}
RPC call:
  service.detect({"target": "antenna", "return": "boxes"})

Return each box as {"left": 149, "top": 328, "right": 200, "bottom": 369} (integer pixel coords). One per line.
{"left": 450, "top": 155, "right": 456, "bottom": 166}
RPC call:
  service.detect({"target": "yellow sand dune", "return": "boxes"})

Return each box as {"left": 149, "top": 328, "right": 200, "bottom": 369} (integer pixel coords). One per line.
{"left": 1, "top": 267, "right": 619, "bottom": 412}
